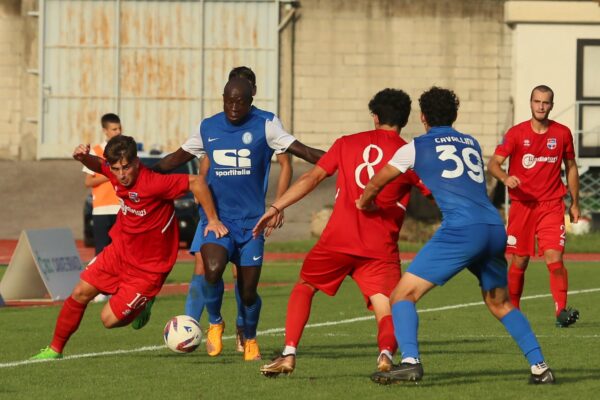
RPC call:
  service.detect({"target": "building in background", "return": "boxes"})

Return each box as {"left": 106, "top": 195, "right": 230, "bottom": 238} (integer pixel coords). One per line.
{"left": 1, "top": 0, "right": 599, "bottom": 214}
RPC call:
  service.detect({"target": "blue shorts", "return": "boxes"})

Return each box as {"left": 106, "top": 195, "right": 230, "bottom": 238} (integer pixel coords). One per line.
{"left": 407, "top": 224, "right": 507, "bottom": 291}
{"left": 190, "top": 218, "right": 265, "bottom": 267}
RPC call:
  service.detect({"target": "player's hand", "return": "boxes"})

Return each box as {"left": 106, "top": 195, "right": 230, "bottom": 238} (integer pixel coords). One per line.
{"left": 205, "top": 220, "right": 229, "bottom": 238}
{"left": 502, "top": 175, "right": 521, "bottom": 189}
{"left": 569, "top": 203, "right": 580, "bottom": 224}
{"left": 272, "top": 209, "right": 285, "bottom": 229}
{"left": 355, "top": 198, "right": 379, "bottom": 212}
{"left": 73, "top": 144, "right": 90, "bottom": 161}
{"left": 252, "top": 207, "right": 279, "bottom": 238}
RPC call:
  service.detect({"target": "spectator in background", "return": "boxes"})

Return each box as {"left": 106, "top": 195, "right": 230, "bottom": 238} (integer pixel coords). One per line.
{"left": 83, "top": 113, "right": 122, "bottom": 255}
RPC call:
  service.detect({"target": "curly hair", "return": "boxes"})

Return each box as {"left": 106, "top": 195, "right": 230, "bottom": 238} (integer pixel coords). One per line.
{"left": 419, "top": 87, "right": 460, "bottom": 127}
{"left": 104, "top": 135, "right": 137, "bottom": 164}
{"left": 368, "top": 88, "right": 412, "bottom": 129}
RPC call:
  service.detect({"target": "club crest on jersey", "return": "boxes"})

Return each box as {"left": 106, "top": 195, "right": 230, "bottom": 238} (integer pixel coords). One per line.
{"left": 547, "top": 138, "right": 557, "bottom": 150}
{"left": 242, "top": 132, "right": 253, "bottom": 145}
{"left": 523, "top": 139, "right": 531, "bottom": 147}
{"left": 128, "top": 192, "right": 140, "bottom": 203}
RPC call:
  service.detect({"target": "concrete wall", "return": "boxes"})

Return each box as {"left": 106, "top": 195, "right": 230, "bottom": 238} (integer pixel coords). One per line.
{"left": 290, "top": 0, "right": 512, "bottom": 157}
{"left": 0, "top": 0, "right": 37, "bottom": 160}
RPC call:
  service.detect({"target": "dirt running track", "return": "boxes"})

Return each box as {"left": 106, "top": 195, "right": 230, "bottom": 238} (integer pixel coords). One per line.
{"left": 1, "top": 239, "right": 598, "bottom": 308}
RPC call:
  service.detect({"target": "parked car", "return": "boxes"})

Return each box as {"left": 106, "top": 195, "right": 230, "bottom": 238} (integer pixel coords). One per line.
{"left": 83, "top": 153, "right": 200, "bottom": 248}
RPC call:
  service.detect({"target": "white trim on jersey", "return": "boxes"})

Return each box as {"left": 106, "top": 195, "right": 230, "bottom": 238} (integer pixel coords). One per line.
{"left": 388, "top": 140, "right": 416, "bottom": 173}
{"left": 265, "top": 119, "right": 296, "bottom": 153}
{"left": 181, "top": 123, "right": 206, "bottom": 158}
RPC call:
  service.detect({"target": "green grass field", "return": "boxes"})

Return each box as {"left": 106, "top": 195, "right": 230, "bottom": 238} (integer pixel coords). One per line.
{"left": 0, "top": 260, "right": 599, "bottom": 399}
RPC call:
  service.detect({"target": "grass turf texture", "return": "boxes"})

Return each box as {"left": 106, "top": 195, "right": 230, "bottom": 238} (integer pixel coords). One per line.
{"left": 0, "top": 260, "right": 599, "bottom": 399}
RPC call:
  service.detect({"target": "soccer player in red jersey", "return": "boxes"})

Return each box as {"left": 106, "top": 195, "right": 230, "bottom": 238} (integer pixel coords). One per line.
{"left": 32, "top": 135, "right": 228, "bottom": 360}
{"left": 488, "top": 85, "right": 581, "bottom": 327}
{"left": 252, "top": 89, "right": 430, "bottom": 376}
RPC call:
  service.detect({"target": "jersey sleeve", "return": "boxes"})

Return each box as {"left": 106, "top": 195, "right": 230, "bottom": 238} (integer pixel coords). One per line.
{"left": 181, "top": 122, "right": 206, "bottom": 158}
{"left": 563, "top": 127, "right": 575, "bottom": 160}
{"left": 265, "top": 120, "right": 297, "bottom": 153}
{"left": 494, "top": 128, "right": 516, "bottom": 158}
{"left": 316, "top": 139, "right": 341, "bottom": 176}
{"left": 270, "top": 116, "right": 287, "bottom": 154}
{"left": 388, "top": 141, "right": 415, "bottom": 173}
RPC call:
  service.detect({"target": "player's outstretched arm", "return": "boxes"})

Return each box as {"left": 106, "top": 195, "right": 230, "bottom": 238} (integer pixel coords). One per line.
{"left": 253, "top": 165, "right": 328, "bottom": 238}
{"left": 73, "top": 144, "right": 103, "bottom": 173}
{"left": 357, "top": 164, "right": 401, "bottom": 211}
{"left": 565, "top": 158, "right": 580, "bottom": 223}
{"left": 285, "top": 140, "right": 325, "bottom": 164}
{"left": 152, "top": 148, "right": 195, "bottom": 173}
{"left": 273, "top": 153, "right": 293, "bottom": 229}
{"left": 487, "top": 154, "right": 520, "bottom": 189}
{"left": 188, "top": 175, "right": 228, "bottom": 238}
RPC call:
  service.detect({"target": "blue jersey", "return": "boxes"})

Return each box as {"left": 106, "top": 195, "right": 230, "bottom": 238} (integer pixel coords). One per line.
{"left": 389, "top": 126, "right": 503, "bottom": 228}
{"left": 198, "top": 112, "right": 295, "bottom": 225}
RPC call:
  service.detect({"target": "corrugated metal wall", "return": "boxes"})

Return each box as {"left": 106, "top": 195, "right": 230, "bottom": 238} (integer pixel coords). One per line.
{"left": 39, "top": 0, "right": 278, "bottom": 159}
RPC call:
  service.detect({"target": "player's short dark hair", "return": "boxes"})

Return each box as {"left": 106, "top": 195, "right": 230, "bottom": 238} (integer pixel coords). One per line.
{"left": 419, "top": 87, "right": 460, "bottom": 127}
{"left": 228, "top": 66, "right": 256, "bottom": 87}
{"left": 104, "top": 135, "right": 137, "bottom": 164}
{"left": 224, "top": 77, "right": 254, "bottom": 100}
{"left": 101, "top": 113, "right": 121, "bottom": 129}
{"left": 368, "top": 89, "right": 412, "bottom": 128}
{"left": 530, "top": 85, "right": 554, "bottom": 102}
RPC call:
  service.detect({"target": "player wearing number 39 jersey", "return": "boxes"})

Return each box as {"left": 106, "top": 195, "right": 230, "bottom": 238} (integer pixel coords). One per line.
{"left": 360, "top": 87, "right": 554, "bottom": 385}
{"left": 253, "top": 89, "right": 430, "bottom": 377}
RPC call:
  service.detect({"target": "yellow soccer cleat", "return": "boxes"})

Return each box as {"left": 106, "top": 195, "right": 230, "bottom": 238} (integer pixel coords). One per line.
{"left": 243, "top": 338, "right": 261, "bottom": 361}
{"left": 235, "top": 326, "right": 245, "bottom": 353}
{"left": 205, "top": 321, "right": 225, "bottom": 357}
{"left": 377, "top": 352, "right": 393, "bottom": 372}
{"left": 260, "top": 354, "right": 296, "bottom": 377}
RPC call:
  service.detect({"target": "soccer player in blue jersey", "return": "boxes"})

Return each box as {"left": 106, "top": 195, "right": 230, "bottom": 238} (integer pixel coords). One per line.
{"left": 154, "top": 77, "right": 323, "bottom": 361}
{"left": 357, "top": 87, "right": 555, "bottom": 384}
{"left": 162, "top": 66, "right": 293, "bottom": 353}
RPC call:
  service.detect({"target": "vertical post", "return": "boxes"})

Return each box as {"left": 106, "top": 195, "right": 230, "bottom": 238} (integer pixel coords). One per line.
{"left": 115, "top": 0, "right": 122, "bottom": 113}
{"left": 37, "top": 0, "right": 46, "bottom": 160}
{"left": 200, "top": 0, "right": 205, "bottom": 120}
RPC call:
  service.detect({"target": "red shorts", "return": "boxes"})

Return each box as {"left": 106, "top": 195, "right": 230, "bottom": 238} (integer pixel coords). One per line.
{"left": 506, "top": 198, "right": 566, "bottom": 257}
{"left": 81, "top": 243, "right": 169, "bottom": 322}
{"left": 300, "top": 242, "right": 401, "bottom": 310}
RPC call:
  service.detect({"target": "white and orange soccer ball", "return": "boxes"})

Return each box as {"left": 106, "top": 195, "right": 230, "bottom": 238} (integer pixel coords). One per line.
{"left": 163, "top": 315, "right": 202, "bottom": 353}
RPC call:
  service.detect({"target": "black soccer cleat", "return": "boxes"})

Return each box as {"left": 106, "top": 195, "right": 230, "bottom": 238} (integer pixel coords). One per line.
{"left": 556, "top": 307, "right": 580, "bottom": 328}
{"left": 530, "top": 367, "right": 556, "bottom": 384}
{"left": 370, "top": 362, "right": 424, "bottom": 384}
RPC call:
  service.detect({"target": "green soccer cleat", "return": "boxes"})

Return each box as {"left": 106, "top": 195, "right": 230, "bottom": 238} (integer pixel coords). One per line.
{"left": 31, "top": 346, "right": 63, "bottom": 360}
{"left": 132, "top": 297, "right": 155, "bottom": 330}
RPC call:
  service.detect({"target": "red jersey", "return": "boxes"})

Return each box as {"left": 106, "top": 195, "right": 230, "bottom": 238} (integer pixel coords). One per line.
{"left": 494, "top": 120, "right": 575, "bottom": 202}
{"left": 317, "top": 129, "right": 430, "bottom": 261}
{"left": 100, "top": 163, "right": 190, "bottom": 272}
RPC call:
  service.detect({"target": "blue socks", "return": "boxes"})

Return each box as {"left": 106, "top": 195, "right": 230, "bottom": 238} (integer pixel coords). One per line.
{"left": 242, "top": 295, "right": 262, "bottom": 339}
{"left": 200, "top": 278, "right": 224, "bottom": 324}
{"left": 500, "top": 309, "right": 544, "bottom": 366}
{"left": 392, "top": 300, "right": 420, "bottom": 360}
{"left": 235, "top": 282, "right": 244, "bottom": 329}
{"left": 184, "top": 274, "right": 206, "bottom": 322}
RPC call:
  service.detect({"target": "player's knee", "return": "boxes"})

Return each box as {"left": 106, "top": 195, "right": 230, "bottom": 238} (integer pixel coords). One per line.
{"left": 100, "top": 313, "right": 119, "bottom": 329}
{"left": 239, "top": 289, "right": 258, "bottom": 306}
{"left": 71, "top": 286, "right": 95, "bottom": 304}
{"left": 511, "top": 255, "right": 529, "bottom": 269}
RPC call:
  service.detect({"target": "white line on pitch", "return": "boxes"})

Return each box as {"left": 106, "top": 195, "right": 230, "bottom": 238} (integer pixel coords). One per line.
{"left": 1, "top": 287, "right": 598, "bottom": 369}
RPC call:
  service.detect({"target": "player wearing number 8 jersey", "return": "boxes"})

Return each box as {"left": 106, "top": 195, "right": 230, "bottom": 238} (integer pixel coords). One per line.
{"left": 359, "top": 87, "right": 554, "bottom": 385}
{"left": 253, "top": 89, "right": 430, "bottom": 377}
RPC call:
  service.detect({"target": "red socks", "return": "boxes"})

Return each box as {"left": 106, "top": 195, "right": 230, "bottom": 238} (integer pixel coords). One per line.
{"left": 547, "top": 261, "right": 568, "bottom": 315}
{"left": 284, "top": 283, "right": 315, "bottom": 348}
{"left": 508, "top": 264, "right": 526, "bottom": 309}
{"left": 377, "top": 315, "right": 397, "bottom": 354}
{"left": 50, "top": 296, "right": 87, "bottom": 353}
